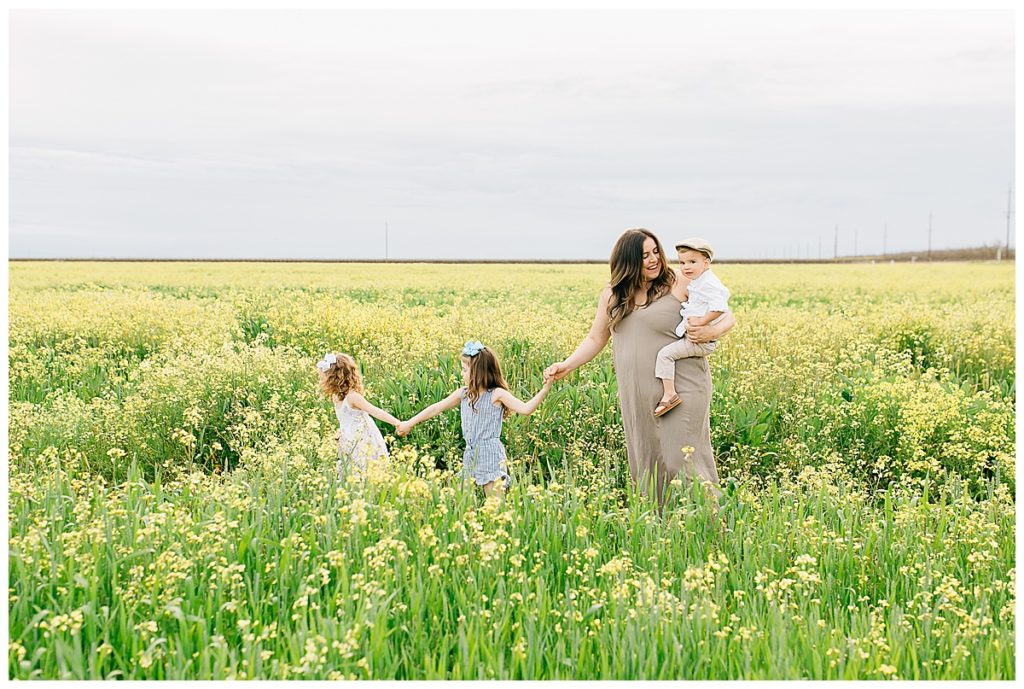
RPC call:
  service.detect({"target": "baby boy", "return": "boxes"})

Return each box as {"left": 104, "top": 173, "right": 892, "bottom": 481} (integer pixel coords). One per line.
{"left": 654, "top": 237, "right": 731, "bottom": 417}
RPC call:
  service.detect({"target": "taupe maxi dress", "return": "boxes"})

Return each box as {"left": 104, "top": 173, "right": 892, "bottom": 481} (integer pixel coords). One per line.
{"left": 612, "top": 292, "right": 720, "bottom": 505}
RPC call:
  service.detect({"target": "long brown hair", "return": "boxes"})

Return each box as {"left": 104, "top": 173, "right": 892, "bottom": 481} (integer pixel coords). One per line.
{"left": 463, "top": 348, "right": 511, "bottom": 418}
{"left": 607, "top": 228, "right": 675, "bottom": 331}
{"left": 318, "top": 352, "right": 364, "bottom": 401}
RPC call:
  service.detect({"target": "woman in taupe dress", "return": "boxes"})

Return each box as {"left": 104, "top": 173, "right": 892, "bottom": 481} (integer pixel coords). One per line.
{"left": 543, "top": 229, "right": 735, "bottom": 505}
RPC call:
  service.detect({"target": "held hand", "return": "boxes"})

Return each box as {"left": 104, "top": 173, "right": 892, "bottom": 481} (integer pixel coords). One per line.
{"left": 686, "top": 323, "right": 713, "bottom": 344}
{"left": 396, "top": 421, "right": 411, "bottom": 437}
{"left": 543, "top": 361, "right": 570, "bottom": 382}
{"left": 542, "top": 365, "right": 555, "bottom": 383}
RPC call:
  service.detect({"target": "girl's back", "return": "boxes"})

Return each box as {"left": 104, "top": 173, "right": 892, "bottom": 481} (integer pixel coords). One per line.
{"left": 460, "top": 388, "right": 503, "bottom": 443}
{"left": 459, "top": 388, "right": 508, "bottom": 488}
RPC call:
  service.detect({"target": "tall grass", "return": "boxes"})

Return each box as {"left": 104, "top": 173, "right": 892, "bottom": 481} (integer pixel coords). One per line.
{"left": 8, "top": 261, "right": 1015, "bottom": 679}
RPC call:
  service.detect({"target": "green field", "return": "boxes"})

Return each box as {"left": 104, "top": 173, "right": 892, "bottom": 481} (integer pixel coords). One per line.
{"left": 8, "top": 261, "right": 1016, "bottom": 679}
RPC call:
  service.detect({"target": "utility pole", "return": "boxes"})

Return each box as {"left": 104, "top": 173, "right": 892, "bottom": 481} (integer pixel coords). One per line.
{"left": 928, "top": 212, "right": 932, "bottom": 261}
{"left": 834, "top": 224, "right": 838, "bottom": 260}
{"left": 385, "top": 222, "right": 389, "bottom": 262}
{"left": 1007, "top": 187, "right": 1013, "bottom": 258}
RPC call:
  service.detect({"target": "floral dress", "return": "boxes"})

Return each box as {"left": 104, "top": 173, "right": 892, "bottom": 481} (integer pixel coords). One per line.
{"left": 334, "top": 396, "right": 389, "bottom": 477}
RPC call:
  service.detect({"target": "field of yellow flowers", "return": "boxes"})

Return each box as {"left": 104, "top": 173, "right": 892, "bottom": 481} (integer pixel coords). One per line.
{"left": 8, "top": 261, "right": 1015, "bottom": 679}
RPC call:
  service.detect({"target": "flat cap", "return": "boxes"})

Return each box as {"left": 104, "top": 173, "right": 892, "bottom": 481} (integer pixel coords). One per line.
{"left": 675, "top": 237, "right": 715, "bottom": 261}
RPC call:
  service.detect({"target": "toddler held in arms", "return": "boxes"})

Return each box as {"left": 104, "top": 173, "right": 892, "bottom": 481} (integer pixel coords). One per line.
{"left": 654, "top": 238, "right": 731, "bottom": 417}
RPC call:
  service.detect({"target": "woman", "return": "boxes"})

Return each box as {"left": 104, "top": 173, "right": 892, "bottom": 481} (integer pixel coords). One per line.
{"left": 544, "top": 229, "right": 735, "bottom": 505}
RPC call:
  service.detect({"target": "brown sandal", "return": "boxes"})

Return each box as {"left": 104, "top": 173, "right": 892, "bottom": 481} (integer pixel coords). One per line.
{"left": 654, "top": 395, "right": 681, "bottom": 417}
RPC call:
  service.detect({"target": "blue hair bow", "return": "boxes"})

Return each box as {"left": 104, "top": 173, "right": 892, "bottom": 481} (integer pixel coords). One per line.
{"left": 462, "top": 340, "right": 485, "bottom": 357}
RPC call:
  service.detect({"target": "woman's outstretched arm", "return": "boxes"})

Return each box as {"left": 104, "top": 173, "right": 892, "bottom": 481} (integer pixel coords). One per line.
{"left": 544, "top": 287, "right": 612, "bottom": 381}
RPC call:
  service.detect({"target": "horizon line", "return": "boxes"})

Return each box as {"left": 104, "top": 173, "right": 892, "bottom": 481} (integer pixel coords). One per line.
{"left": 7, "top": 256, "right": 1013, "bottom": 265}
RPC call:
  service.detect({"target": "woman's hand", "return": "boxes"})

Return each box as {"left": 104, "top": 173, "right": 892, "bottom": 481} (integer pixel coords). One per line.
{"left": 543, "top": 361, "right": 571, "bottom": 382}
{"left": 685, "top": 323, "right": 716, "bottom": 344}
{"left": 396, "top": 421, "right": 411, "bottom": 437}
{"left": 687, "top": 311, "right": 736, "bottom": 343}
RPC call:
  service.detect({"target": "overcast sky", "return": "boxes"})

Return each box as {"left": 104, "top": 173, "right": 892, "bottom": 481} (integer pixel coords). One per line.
{"left": 9, "top": 9, "right": 1015, "bottom": 260}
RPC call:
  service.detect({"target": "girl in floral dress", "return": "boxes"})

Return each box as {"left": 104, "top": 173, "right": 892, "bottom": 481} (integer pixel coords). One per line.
{"left": 317, "top": 352, "right": 400, "bottom": 477}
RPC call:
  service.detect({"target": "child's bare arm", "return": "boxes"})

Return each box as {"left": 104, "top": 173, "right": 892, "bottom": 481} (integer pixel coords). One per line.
{"left": 493, "top": 379, "right": 553, "bottom": 416}
{"left": 403, "top": 389, "right": 463, "bottom": 429}
{"left": 686, "top": 310, "right": 724, "bottom": 327}
{"left": 346, "top": 391, "right": 401, "bottom": 427}
{"left": 687, "top": 311, "right": 736, "bottom": 343}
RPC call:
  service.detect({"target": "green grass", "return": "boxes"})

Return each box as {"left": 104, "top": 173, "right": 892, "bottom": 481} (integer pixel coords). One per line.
{"left": 8, "top": 261, "right": 1015, "bottom": 679}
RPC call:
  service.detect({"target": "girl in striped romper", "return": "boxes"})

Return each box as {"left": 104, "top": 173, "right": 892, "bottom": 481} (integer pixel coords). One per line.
{"left": 398, "top": 341, "right": 552, "bottom": 497}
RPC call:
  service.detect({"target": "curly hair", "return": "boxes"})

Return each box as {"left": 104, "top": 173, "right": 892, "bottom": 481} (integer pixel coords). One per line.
{"left": 318, "top": 352, "right": 364, "bottom": 401}
{"left": 607, "top": 228, "right": 675, "bottom": 332}
{"left": 463, "top": 347, "right": 512, "bottom": 419}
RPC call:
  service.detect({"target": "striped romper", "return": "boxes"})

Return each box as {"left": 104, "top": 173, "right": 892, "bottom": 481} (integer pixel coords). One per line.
{"left": 460, "top": 388, "right": 511, "bottom": 488}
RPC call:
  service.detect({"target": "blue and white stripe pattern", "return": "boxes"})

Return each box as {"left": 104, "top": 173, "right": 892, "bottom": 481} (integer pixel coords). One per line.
{"left": 460, "top": 388, "right": 511, "bottom": 488}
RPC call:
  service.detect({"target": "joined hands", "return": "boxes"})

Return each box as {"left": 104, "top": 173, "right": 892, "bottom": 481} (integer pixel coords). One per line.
{"left": 543, "top": 361, "right": 569, "bottom": 384}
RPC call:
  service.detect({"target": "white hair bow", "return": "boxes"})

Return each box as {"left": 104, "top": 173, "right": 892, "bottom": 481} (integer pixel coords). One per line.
{"left": 317, "top": 353, "right": 338, "bottom": 372}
